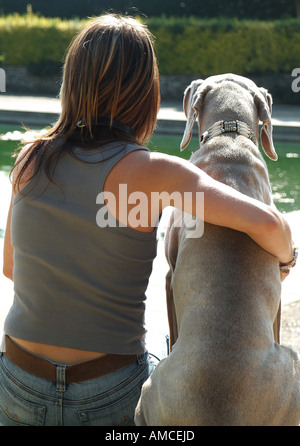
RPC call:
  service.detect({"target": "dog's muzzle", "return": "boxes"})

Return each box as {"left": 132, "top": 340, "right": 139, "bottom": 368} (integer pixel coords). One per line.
{"left": 200, "top": 120, "right": 257, "bottom": 147}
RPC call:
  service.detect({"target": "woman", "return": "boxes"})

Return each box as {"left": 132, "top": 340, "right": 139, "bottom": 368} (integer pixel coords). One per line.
{"left": 1, "top": 14, "right": 294, "bottom": 426}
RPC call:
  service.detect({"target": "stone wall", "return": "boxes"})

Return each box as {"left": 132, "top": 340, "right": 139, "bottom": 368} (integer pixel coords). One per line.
{"left": 3, "top": 66, "right": 196, "bottom": 100}
{"left": 4, "top": 65, "right": 61, "bottom": 96}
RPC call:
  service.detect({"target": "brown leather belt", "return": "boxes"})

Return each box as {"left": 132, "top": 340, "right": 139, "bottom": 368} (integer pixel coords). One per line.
{"left": 3, "top": 336, "right": 137, "bottom": 383}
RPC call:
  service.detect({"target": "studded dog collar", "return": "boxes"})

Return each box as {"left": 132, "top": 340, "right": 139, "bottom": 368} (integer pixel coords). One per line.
{"left": 200, "top": 120, "right": 257, "bottom": 147}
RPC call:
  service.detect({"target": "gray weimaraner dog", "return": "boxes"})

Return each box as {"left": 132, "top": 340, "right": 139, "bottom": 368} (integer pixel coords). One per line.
{"left": 135, "top": 73, "right": 300, "bottom": 426}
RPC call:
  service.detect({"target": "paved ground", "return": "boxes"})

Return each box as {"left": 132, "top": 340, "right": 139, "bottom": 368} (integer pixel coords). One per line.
{"left": 0, "top": 95, "right": 299, "bottom": 141}
{"left": 0, "top": 95, "right": 299, "bottom": 123}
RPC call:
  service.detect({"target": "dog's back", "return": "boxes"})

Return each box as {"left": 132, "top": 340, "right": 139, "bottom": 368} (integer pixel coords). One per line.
{"left": 135, "top": 75, "right": 300, "bottom": 426}
{"left": 162, "top": 137, "right": 283, "bottom": 425}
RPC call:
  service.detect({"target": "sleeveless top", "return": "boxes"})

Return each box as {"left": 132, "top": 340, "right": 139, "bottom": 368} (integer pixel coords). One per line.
{"left": 4, "top": 139, "right": 157, "bottom": 354}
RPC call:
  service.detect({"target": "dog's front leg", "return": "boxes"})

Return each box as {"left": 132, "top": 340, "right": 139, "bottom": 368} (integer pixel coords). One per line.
{"left": 166, "top": 269, "right": 178, "bottom": 350}
{"left": 273, "top": 301, "right": 281, "bottom": 344}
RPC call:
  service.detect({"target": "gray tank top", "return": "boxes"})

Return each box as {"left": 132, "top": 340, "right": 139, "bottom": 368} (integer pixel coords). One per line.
{"left": 5, "top": 139, "right": 157, "bottom": 354}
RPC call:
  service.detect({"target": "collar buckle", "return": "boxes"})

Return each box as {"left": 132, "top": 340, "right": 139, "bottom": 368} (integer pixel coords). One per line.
{"left": 223, "top": 121, "right": 237, "bottom": 132}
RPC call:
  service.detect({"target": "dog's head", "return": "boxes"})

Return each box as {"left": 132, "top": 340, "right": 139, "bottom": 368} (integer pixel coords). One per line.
{"left": 180, "top": 73, "right": 277, "bottom": 161}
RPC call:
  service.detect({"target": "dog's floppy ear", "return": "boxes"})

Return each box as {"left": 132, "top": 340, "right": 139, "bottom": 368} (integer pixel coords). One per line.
{"left": 255, "top": 88, "right": 277, "bottom": 161}
{"left": 180, "top": 79, "right": 205, "bottom": 151}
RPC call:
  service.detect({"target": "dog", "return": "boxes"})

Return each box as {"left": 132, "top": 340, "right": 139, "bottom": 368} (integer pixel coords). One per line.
{"left": 135, "top": 74, "right": 300, "bottom": 426}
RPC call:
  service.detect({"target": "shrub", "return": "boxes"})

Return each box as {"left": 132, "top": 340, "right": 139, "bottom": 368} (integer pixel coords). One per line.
{"left": 148, "top": 17, "right": 300, "bottom": 76}
{"left": 0, "top": 14, "right": 83, "bottom": 66}
{"left": 0, "top": 14, "right": 299, "bottom": 77}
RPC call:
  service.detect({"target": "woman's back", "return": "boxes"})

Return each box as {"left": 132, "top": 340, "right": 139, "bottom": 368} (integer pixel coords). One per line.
{"left": 6, "top": 140, "right": 159, "bottom": 363}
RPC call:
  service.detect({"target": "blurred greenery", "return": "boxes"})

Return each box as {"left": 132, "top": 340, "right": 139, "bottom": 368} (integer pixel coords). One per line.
{"left": 0, "top": 14, "right": 299, "bottom": 79}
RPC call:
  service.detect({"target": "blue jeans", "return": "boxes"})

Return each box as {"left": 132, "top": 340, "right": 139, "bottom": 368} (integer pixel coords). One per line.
{"left": 0, "top": 350, "right": 157, "bottom": 426}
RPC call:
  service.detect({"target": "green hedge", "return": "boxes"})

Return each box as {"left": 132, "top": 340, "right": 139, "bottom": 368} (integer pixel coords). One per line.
{"left": 148, "top": 16, "right": 300, "bottom": 76}
{"left": 0, "top": 14, "right": 82, "bottom": 66}
{"left": 0, "top": 14, "right": 300, "bottom": 77}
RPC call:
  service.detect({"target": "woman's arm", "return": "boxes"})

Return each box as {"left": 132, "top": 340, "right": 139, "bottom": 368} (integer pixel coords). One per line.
{"left": 148, "top": 153, "right": 294, "bottom": 265}
{"left": 3, "top": 194, "right": 14, "bottom": 280}
{"left": 3, "top": 144, "right": 33, "bottom": 281}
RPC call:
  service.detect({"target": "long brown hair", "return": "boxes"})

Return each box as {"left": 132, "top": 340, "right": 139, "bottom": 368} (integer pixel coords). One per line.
{"left": 11, "top": 14, "right": 160, "bottom": 192}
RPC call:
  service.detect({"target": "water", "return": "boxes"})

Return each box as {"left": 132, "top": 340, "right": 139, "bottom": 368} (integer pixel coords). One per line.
{"left": 266, "top": 148, "right": 300, "bottom": 213}
{"left": 0, "top": 126, "right": 299, "bottom": 230}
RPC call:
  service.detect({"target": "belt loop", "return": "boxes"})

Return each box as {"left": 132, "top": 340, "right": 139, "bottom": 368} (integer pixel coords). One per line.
{"left": 137, "top": 352, "right": 147, "bottom": 365}
{"left": 56, "top": 366, "right": 66, "bottom": 392}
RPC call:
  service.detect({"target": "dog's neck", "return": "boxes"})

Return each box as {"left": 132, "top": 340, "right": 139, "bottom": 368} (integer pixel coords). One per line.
{"left": 200, "top": 120, "right": 257, "bottom": 147}
{"left": 199, "top": 86, "right": 260, "bottom": 145}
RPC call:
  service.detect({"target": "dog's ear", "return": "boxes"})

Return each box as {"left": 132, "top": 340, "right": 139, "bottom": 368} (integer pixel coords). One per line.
{"left": 181, "top": 79, "right": 205, "bottom": 151}
{"left": 254, "top": 88, "right": 277, "bottom": 161}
